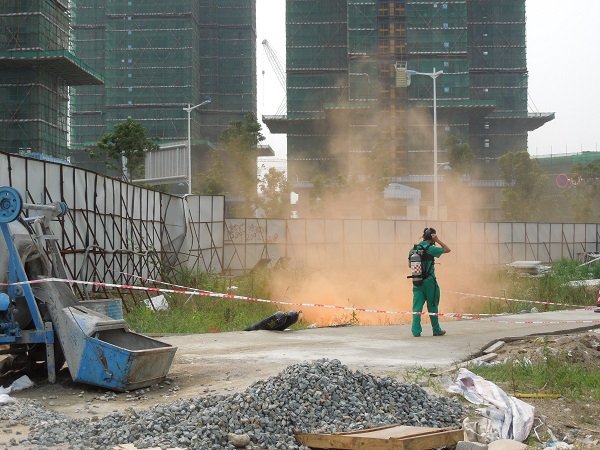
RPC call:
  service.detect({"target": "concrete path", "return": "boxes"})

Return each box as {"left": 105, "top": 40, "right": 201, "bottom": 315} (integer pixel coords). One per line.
{"left": 8, "top": 309, "right": 599, "bottom": 423}
{"left": 162, "top": 309, "right": 600, "bottom": 385}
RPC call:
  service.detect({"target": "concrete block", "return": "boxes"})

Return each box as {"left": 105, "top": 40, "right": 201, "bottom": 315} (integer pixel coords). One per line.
{"left": 488, "top": 439, "right": 527, "bottom": 450}
{"left": 483, "top": 340, "right": 505, "bottom": 354}
{"left": 456, "top": 441, "right": 488, "bottom": 450}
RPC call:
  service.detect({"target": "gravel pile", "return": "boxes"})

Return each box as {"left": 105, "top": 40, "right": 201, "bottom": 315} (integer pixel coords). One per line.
{"left": 6, "top": 359, "right": 463, "bottom": 450}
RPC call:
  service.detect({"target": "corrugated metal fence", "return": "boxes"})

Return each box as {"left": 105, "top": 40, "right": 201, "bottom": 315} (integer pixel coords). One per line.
{"left": 0, "top": 152, "right": 223, "bottom": 305}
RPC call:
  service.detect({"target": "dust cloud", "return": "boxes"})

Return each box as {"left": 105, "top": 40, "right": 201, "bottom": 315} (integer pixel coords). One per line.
{"left": 265, "top": 84, "right": 500, "bottom": 326}
{"left": 268, "top": 260, "right": 504, "bottom": 327}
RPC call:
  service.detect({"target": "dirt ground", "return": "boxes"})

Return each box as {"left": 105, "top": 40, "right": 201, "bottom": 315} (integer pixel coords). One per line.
{"left": 0, "top": 329, "right": 598, "bottom": 449}
{"left": 477, "top": 330, "right": 600, "bottom": 447}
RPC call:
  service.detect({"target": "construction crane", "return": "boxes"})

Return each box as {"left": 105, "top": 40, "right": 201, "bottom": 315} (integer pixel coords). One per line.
{"left": 261, "top": 39, "right": 286, "bottom": 115}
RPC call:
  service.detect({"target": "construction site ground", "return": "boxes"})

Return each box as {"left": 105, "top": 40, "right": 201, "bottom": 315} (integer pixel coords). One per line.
{"left": 1, "top": 308, "right": 599, "bottom": 448}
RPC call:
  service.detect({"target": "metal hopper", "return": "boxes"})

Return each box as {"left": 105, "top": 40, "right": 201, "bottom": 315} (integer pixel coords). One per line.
{"left": 35, "top": 281, "right": 176, "bottom": 391}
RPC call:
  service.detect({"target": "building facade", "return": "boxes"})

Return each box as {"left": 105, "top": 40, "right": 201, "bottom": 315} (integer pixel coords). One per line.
{"left": 264, "top": 0, "right": 554, "bottom": 217}
{"left": 0, "top": 0, "right": 102, "bottom": 159}
{"left": 70, "top": 0, "right": 257, "bottom": 151}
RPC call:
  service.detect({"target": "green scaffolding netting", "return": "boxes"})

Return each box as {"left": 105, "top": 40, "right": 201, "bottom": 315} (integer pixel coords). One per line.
{"left": 70, "top": 0, "right": 257, "bottom": 148}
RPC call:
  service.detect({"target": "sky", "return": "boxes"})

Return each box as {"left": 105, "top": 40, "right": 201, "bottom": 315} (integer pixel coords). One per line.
{"left": 255, "top": 0, "right": 600, "bottom": 162}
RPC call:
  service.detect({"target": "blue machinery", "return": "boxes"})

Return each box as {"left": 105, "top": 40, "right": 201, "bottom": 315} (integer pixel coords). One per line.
{"left": 0, "top": 186, "right": 176, "bottom": 391}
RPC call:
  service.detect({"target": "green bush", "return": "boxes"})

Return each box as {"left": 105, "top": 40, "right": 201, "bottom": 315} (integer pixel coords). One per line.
{"left": 471, "top": 356, "right": 600, "bottom": 401}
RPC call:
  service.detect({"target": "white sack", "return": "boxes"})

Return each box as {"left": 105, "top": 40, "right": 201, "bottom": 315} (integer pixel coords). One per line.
{"left": 0, "top": 375, "right": 34, "bottom": 404}
{"left": 447, "top": 368, "right": 534, "bottom": 442}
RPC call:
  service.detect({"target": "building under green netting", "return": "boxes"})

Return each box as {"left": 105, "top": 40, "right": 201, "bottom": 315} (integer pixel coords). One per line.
{"left": 70, "top": 0, "right": 257, "bottom": 153}
{"left": 265, "top": 0, "right": 555, "bottom": 218}
{"left": 0, "top": 0, "right": 102, "bottom": 159}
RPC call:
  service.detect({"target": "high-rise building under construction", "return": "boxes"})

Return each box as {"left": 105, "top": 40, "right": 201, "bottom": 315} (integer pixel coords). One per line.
{"left": 70, "top": 0, "right": 257, "bottom": 151}
{"left": 264, "top": 0, "right": 554, "bottom": 216}
{"left": 0, "top": 0, "right": 102, "bottom": 159}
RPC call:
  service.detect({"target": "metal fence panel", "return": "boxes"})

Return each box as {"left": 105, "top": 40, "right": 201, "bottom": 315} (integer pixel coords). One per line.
{"left": 395, "top": 221, "right": 412, "bottom": 244}
{"left": 550, "top": 223, "right": 562, "bottom": 243}
{"left": 222, "top": 220, "right": 599, "bottom": 272}
{"left": 0, "top": 152, "right": 222, "bottom": 301}
{"left": 306, "top": 219, "right": 325, "bottom": 244}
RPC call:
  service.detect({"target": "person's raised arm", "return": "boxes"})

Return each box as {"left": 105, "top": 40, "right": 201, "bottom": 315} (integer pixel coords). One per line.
{"left": 432, "top": 234, "right": 451, "bottom": 253}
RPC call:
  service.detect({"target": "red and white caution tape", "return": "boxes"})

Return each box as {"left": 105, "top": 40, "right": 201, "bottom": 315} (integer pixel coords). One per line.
{"left": 449, "top": 290, "right": 594, "bottom": 310}
{"left": 2, "top": 277, "right": 600, "bottom": 324}
{"left": 117, "top": 272, "right": 211, "bottom": 294}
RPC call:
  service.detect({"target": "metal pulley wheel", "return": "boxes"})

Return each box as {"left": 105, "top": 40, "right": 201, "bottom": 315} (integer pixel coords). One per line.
{"left": 0, "top": 186, "right": 22, "bottom": 223}
{"left": 52, "top": 201, "right": 68, "bottom": 218}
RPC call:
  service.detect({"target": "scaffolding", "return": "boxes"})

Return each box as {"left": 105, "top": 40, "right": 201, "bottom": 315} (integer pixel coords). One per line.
{"left": 284, "top": 0, "right": 349, "bottom": 182}
{"left": 0, "top": 0, "right": 102, "bottom": 158}
{"left": 376, "top": 0, "right": 409, "bottom": 176}
{"left": 267, "top": 0, "right": 554, "bottom": 213}
{"left": 467, "top": 0, "right": 545, "bottom": 158}
{"left": 70, "top": 0, "right": 257, "bottom": 153}
{"left": 69, "top": 0, "right": 106, "bottom": 148}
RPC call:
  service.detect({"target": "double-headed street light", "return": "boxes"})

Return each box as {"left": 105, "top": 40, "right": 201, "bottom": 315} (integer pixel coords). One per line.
{"left": 407, "top": 68, "right": 443, "bottom": 220}
{"left": 183, "top": 98, "right": 211, "bottom": 195}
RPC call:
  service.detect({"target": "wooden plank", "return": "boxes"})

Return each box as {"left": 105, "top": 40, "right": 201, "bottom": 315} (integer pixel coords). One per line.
{"left": 400, "top": 429, "right": 464, "bottom": 450}
{"left": 296, "top": 426, "right": 463, "bottom": 450}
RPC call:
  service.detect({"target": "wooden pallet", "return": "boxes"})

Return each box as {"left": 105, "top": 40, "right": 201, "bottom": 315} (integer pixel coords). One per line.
{"left": 296, "top": 424, "right": 463, "bottom": 450}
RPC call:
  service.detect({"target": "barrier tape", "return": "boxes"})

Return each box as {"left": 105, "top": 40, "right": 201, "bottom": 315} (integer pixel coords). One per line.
{"left": 118, "top": 275, "right": 592, "bottom": 312}
{"left": 449, "top": 290, "right": 589, "bottom": 309}
{"left": 117, "top": 272, "right": 211, "bottom": 294}
{"left": 2, "top": 276, "right": 599, "bottom": 325}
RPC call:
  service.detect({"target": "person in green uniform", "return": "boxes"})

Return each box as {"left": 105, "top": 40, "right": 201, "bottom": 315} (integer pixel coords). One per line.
{"left": 410, "top": 227, "right": 451, "bottom": 337}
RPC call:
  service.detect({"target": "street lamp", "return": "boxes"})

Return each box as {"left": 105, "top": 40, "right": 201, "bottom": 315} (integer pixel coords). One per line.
{"left": 407, "top": 68, "right": 443, "bottom": 220}
{"left": 183, "top": 98, "right": 211, "bottom": 195}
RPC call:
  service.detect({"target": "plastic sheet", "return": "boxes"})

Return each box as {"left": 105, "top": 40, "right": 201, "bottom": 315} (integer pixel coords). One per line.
{"left": 0, "top": 375, "right": 34, "bottom": 404}
{"left": 447, "top": 368, "right": 534, "bottom": 443}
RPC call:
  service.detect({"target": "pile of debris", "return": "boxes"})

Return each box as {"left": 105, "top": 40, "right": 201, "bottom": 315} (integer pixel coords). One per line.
{"left": 506, "top": 261, "right": 551, "bottom": 277}
{"left": 6, "top": 359, "right": 463, "bottom": 449}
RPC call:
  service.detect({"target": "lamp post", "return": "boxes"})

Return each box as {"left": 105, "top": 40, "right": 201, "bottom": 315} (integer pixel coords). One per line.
{"left": 408, "top": 68, "right": 443, "bottom": 219}
{"left": 183, "top": 98, "right": 211, "bottom": 195}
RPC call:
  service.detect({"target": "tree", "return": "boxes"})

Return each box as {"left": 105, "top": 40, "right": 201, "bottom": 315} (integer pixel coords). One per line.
{"left": 197, "top": 113, "right": 265, "bottom": 216}
{"left": 257, "top": 167, "right": 290, "bottom": 218}
{"left": 220, "top": 112, "right": 265, "bottom": 150}
{"left": 445, "top": 135, "right": 474, "bottom": 177}
{"left": 198, "top": 158, "right": 225, "bottom": 196}
{"left": 498, "top": 151, "right": 547, "bottom": 221}
{"left": 568, "top": 161, "right": 600, "bottom": 222}
{"left": 96, "top": 118, "right": 158, "bottom": 180}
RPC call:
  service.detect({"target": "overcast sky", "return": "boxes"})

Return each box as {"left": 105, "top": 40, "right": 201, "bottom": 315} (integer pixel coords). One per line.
{"left": 256, "top": 0, "right": 600, "bottom": 161}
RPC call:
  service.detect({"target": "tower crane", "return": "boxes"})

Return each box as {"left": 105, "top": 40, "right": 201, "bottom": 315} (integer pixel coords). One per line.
{"left": 261, "top": 39, "right": 286, "bottom": 115}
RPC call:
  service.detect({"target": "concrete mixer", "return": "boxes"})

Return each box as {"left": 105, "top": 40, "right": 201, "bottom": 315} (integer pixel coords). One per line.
{"left": 0, "top": 186, "right": 176, "bottom": 391}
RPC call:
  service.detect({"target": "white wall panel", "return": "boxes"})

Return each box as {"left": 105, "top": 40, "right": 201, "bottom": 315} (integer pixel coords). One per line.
{"left": 325, "top": 220, "right": 343, "bottom": 243}
{"left": 362, "top": 220, "right": 379, "bottom": 243}
{"left": 343, "top": 221, "right": 362, "bottom": 243}
{"left": 538, "top": 224, "right": 551, "bottom": 243}
{"left": 305, "top": 220, "right": 325, "bottom": 243}
{"left": 394, "top": 221, "right": 411, "bottom": 244}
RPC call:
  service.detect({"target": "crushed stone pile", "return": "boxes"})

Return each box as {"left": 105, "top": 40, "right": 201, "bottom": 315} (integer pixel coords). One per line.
{"left": 3, "top": 359, "right": 463, "bottom": 450}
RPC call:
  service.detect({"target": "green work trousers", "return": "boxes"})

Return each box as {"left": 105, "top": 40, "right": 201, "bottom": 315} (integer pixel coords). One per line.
{"left": 411, "top": 276, "right": 443, "bottom": 336}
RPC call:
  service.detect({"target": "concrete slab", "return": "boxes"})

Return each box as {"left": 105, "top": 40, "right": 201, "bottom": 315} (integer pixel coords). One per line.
{"left": 162, "top": 309, "right": 600, "bottom": 380}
